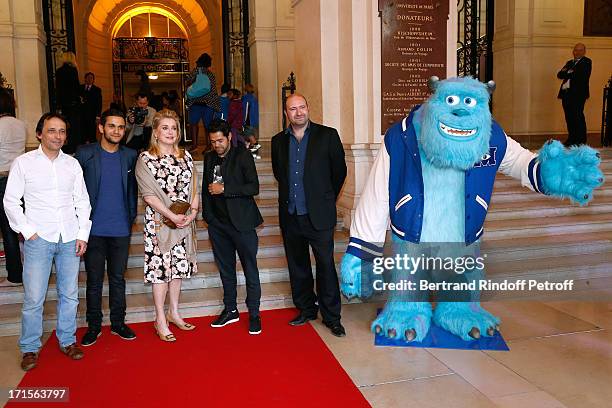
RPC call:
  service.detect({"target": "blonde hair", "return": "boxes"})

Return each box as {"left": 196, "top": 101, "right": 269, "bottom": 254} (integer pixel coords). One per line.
{"left": 61, "top": 51, "right": 78, "bottom": 68}
{"left": 148, "top": 109, "right": 184, "bottom": 158}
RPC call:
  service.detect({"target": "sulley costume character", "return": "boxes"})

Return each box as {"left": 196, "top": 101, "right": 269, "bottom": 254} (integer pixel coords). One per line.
{"left": 341, "top": 76, "right": 604, "bottom": 342}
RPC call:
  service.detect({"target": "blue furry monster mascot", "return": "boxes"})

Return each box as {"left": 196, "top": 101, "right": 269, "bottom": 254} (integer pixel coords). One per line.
{"left": 341, "top": 76, "right": 604, "bottom": 342}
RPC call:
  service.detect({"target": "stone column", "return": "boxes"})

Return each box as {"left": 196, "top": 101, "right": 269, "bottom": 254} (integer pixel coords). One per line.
{"left": 0, "top": 0, "right": 49, "bottom": 147}
{"left": 292, "top": 0, "right": 457, "bottom": 227}
{"left": 249, "top": 0, "right": 295, "bottom": 141}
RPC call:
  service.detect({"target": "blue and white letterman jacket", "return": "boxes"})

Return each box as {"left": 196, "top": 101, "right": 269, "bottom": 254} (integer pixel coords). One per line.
{"left": 347, "top": 107, "right": 546, "bottom": 261}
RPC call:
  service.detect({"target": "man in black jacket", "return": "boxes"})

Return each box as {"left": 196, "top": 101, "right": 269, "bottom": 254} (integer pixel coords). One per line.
{"left": 75, "top": 108, "right": 138, "bottom": 345}
{"left": 271, "top": 94, "right": 347, "bottom": 337}
{"left": 202, "top": 119, "right": 264, "bottom": 334}
{"left": 557, "top": 43, "right": 592, "bottom": 146}
{"left": 81, "top": 72, "right": 102, "bottom": 144}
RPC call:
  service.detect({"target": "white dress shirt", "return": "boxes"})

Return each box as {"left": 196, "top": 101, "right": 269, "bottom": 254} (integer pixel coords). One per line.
{"left": 3, "top": 145, "right": 92, "bottom": 242}
{"left": 0, "top": 116, "right": 27, "bottom": 173}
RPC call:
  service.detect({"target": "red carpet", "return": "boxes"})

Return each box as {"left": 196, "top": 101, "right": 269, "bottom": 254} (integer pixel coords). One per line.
{"left": 8, "top": 308, "right": 371, "bottom": 407}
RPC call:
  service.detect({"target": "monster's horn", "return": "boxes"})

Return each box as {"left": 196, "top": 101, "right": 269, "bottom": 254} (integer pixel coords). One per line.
{"left": 428, "top": 76, "right": 440, "bottom": 92}
{"left": 486, "top": 80, "right": 496, "bottom": 94}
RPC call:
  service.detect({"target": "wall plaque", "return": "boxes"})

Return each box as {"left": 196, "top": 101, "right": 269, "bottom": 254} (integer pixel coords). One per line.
{"left": 380, "top": 0, "right": 449, "bottom": 133}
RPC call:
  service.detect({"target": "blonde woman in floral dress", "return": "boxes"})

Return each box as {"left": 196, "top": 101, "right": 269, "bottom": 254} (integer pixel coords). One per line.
{"left": 135, "top": 109, "right": 199, "bottom": 342}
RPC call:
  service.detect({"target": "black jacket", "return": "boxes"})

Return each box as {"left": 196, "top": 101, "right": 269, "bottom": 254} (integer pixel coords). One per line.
{"left": 557, "top": 56, "right": 591, "bottom": 100}
{"left": 75, "top": 143, "right": 139, "bottom": 226}
{"left": 202, "top": 145, "right": 263, "bottom": 231}
{"left": 55, "top": 63, "right": 81, "bottom": 109}
{"left": 81, "top": 84, "right": 103, "bottom": 118}
{"left": 271, "top": 122, "right": 347, "bottom": 231}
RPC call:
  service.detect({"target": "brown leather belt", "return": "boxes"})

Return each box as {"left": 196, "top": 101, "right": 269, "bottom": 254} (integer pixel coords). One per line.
{"left": 0, "top": 171, "right": 9, "bottom": 177}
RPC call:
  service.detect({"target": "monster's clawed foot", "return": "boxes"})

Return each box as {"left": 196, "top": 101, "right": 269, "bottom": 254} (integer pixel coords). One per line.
{"left": 434, "top": 302, "right": 500, "bottom": 341}
{"left": 372, "top": 301, "right": 433, "bottom": 342}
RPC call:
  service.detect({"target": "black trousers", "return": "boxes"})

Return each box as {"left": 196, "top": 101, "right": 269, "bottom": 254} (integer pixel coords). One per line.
{"left": 208, "top": 219, "right": 261, "bottom": 315}
{"left": 84, "top": 235, "right": 130, "bottom": 328}
{"left": 0, "top": 176, "right": 22, "bottom": 283}
{"left": 281, "top": 214, "right": 340, "bottom": 325}
{"left": 83, "top": 115, "right": 98, "bottom": 144}
{"left": 562, "top": 95, "right": 587, "bottom": 146}
{"left": 61, "top": 104, "right": 82, "bottom": 154}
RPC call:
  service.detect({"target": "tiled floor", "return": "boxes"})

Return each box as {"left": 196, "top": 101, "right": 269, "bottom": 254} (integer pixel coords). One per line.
{"left": 1, "top": 300, "right": 611, "bottom": 408}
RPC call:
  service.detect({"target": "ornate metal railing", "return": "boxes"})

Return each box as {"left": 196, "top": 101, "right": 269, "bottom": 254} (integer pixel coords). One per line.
{"left": 457, "top": 0, "right": 494, "bottom": 81}
{"left": 112, "top": 38, "right": 188, "bottom": 61}
{"left": 43, "top": 0, "right": 76, "bottom": 111}
{"left": 281, "top": 72, "right": 296, "bottom": 130}
{"left": 222, "top": 0, "right": 250, "bottom": 88}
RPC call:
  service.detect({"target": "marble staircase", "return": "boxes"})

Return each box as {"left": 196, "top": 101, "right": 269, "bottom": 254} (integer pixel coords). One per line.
{"left": 0, "top": 151, "right": 610, "bottom": 336}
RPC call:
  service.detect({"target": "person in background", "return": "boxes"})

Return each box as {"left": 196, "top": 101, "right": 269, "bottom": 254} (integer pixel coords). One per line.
{"left": 219, "top": 84, "right": 231, "bottom": 121}
{"left": 135, "top": 70, "right": 152, "bottom": 100}
{"left": 75, "top": 109, "right": 138, "bottom": 346}
{"left": 4, "top": 112, "right": 91, "bottom": 371}
{"left": 126, "top": 93, "right": 156, "bottom": 151}
{"left": 557, "top": 43, "right": 592, "bottom": 146}
{"left": 110, "top": 93, "right": 127, "bottom": 115}
{"left": 242, "top": 84, "right": 261, "bottom": 159}
{"left": 0, "top": 89, "right": 25, "bottom": 287}
{"left": 81, "top": 72, "right": 102, "bottom": 144}
{"left": 55, "top": 52, "right": 82, "bottom": 154}
{"left": 162, "top": 90, "right": 182, "bottom": 119}
{"left": 135, "top": 109, "right": 199, "bottom": 342}
{"left": 186, "top": 53, "right": 221, "bottom": 152}
{"left": 227, "top": 88, "right": 245, "bottom": 148}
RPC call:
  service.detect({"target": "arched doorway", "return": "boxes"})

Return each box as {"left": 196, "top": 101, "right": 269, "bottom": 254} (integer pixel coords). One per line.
{"left": 79, "top": 0, "right": 220, "bottom": 113}
{"left": 110, "top": 7, "right": 191, "bottom": 121}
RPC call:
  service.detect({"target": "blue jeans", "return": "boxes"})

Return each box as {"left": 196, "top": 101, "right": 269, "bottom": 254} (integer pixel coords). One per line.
{"left": 188, "top": 104, "right": 218, "bottom": 127}
{"left": 20, "top": 237, "right": 81, "bottom": 353}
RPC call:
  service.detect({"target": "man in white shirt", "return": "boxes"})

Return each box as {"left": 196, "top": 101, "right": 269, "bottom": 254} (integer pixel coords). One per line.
{"left": 0, "top": 89, "right": 26, "bottom": 287}
{"left": 3, "top": 112, "right": 91, "bottom": 371}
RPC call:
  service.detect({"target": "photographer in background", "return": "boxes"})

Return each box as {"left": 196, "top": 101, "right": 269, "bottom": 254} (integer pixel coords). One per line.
{"left": 125, "top": 93, "right": 156, "bottom": 150}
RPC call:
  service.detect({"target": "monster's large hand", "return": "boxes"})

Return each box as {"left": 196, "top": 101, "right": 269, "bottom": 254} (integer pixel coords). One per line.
{"left": 340, "top": 253, "right": 375, "bottom": 299}
{"left": 538, "top": 140, "right": 604, "bottom": 205}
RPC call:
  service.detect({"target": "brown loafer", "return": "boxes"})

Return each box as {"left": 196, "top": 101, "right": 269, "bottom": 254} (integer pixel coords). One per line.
{"left": 21, "top": 352, "right": 38, "bottom": 371}
{"left": 60, "top": 343, "right": 84, "bottom": 360}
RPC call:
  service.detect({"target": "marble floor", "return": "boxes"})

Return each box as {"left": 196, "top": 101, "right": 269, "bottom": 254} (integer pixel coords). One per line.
{"left": 1, "top": 298, "right": 611, "bottom": 408}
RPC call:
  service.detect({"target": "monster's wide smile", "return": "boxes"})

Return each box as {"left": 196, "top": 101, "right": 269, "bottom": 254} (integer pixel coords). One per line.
{"left": 438, "top": 122, "right": 477, "bottom": 138}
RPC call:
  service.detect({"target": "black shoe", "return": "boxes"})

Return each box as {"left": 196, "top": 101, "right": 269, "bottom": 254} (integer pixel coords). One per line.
{"left": 210, "top": 309, "right": 240, "bottom": 328}
{"left": 249, "top": 315, "right": 262, "bottom": 335}
{"left": 325, "top": 322, "right": 346, "bottom": 337}
{"left": 289, "top": 312, "right": 317, "bottom": 326}
{"left": 81, "top": 328, "right": 101, "bottom": 347}
{"left": 111, "top": 324, "right": 136, "bottom": 340}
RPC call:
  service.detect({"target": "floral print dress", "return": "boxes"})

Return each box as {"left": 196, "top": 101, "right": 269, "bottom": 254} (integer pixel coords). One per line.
{"left": 141, "top": 151, "right": 197, "bottom": 283}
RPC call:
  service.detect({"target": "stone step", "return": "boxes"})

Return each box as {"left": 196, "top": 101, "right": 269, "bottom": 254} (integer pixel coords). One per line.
{"left": 0, "top": 248, "right": 610, "bottom": 336}
{"left": 0, "top": 252, "right": 346, "bottom": 306}
{"left": 482, "top": 213, "right": 612, "bottom": 239}
{"left": 0, "top": 282, "right": 296, "bottom": 337}
{"left": 1, "top": 230, "right": 608, "bottom": 305}
{"left": 486, "top": 200, "right": 612, "bottom": 220}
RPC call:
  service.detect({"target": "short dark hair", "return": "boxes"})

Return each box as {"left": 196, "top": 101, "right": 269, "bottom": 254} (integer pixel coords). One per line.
{"left": 197, "top": 53, "right": 212, "bottom": 68}
{"left": 35, "top": 112, "right": 68, "bottom": 135}
{"left": 100, "top": 108, "right": 125, "bottom": 126}
{"left": 230, "top": 88, "right": 241, "bottom": 98}
{"left": 136, "top": 92, "right": 149, "bottom": 100}
{"left": 0, "top": 89, "right": 16, "bottom": 116}
{"left": 85, "top": 72, "right": 95, "bottom": 79}
{"left": 220, "top": 83, "right": 231, "bottom": 94}
{"left": 207, "top": 118, "right": 231, "bottom": 137}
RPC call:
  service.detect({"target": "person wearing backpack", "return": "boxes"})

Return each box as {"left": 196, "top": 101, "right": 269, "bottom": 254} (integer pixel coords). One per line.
{"left": 186, "top": 53, "right": 221, "bottom": 152}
